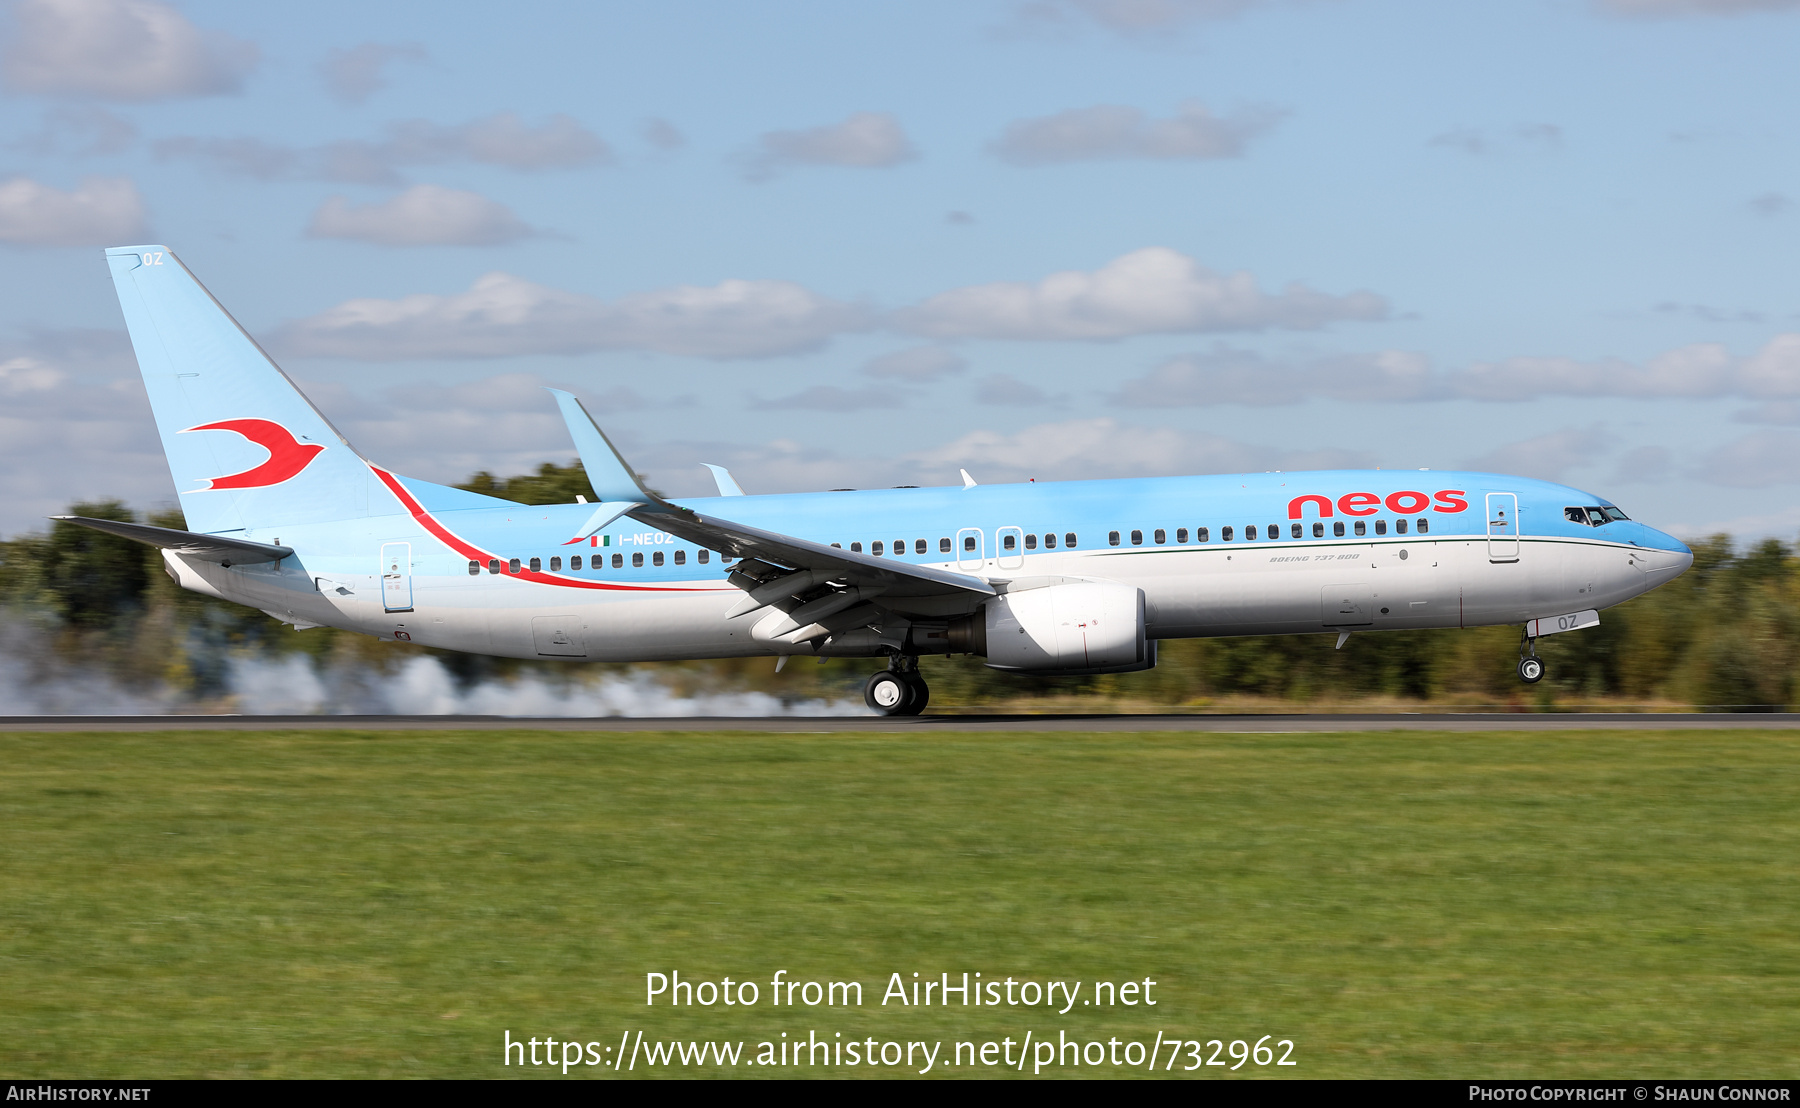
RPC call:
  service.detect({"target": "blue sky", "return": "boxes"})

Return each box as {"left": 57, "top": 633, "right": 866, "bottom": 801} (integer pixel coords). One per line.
{"left": 2, "top": 0, "right": 1799, "bottom": 539}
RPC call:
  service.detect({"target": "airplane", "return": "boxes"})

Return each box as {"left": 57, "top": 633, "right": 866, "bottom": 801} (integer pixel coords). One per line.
{"left": 56, "top": 245, "right": 1696, "bottom": 716}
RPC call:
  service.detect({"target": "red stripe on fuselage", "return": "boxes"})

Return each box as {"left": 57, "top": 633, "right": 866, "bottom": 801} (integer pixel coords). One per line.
{"left": 369, "top": 466, "right": 718, "bottom": 594}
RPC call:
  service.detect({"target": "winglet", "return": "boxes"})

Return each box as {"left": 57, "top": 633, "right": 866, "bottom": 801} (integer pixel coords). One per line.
{"left": 546, "top": 388, "right": 659, "bottom": 504}
{"left": 701, "top": 463, "right": 746, "bottom": 497}
{"left": 960, "top": 468, "right": 978, "bottom": 489}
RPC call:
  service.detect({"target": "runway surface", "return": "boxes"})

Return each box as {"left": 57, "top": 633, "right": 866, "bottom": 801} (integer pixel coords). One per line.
{"left": 5, "top": 712, "right": 1800, "bottom": 732}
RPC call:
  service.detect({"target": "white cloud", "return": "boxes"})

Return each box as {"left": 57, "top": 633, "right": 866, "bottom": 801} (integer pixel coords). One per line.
{"left": 306, "top": 185, "right": 537, "bottom": 247}
{"left": 318, "top": 42, "right": 425, "bottom": 105}
{"left": 641, "top": 117, "right": 685, "bottom": 151}
{"left": 3, "top": 0, "right": 256, "bottom": 100}
{"left": 0, "top": 175, "right": 145, "bottom": 245}
{"left": 898, "top": 247, "right": 1388, "bottom": 340}
{"left": 16, "top": 105, "right": 135, "bottom": 155}
{"left": 275, "top": 272, "right": 870, "bottom": 361}
{"left": 991, "top": 101, "right": 1283, "bottom": 164}
{"left": 975, "top": 373, "right": 1059, "bottom": 406}
{"left": 749, "top": 386, "right": 899, "bottom": 412}
{"left": 1608, "top": 445, "right": 1674, "bottom": 485}
{"left": 744, "top": 112, "right": 917, "bottom": 179}
{"left": 1463, "top": 427, "right": 1613, "bottom": 483}
{"left": 861, "top": 345, "right": 966, "bottom": 381}
{"left": 1426, "top": 123, "right": 1563, "bottom": 156}
{"left": 1696, "top": 431, "right": 1800, "bottom": 487}
{"left": 1112, "top": 347, "right": 1433, "bottom": 406}
{"left": 1597, "top": 0, "right": 1800, "bottom": 15}
{"left": 909, "top": 417, "right": 1370, "bottom": 483}
{"left": 1733, "top": 400, "right": 1800, "bottom": 425}
{"left": 1750, "top": 192, "right": 1792, "bottom": 217}
{"left": 1014, "top": 0, "right": 1281, "bottom": 32}
{"left": 156, "top": 112, "right": 611, "bottom": 184}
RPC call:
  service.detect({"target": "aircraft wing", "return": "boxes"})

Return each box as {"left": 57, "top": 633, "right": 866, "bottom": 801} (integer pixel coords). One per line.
{"left": 546, "top": 387, "right": 993, "bottom": 610}
{"left": 51, "top": 516, "right": 293, "bottom": 565}
{"left": 626, "top": 502, "right": 996, "bottom": 603}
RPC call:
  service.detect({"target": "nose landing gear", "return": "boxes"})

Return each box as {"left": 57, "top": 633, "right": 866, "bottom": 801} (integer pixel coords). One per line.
{"left": 864, "top": 654, "right": 928, "bottom": 716}
{"left": 1518, "top": 630, "right": 1545, "bottom": 684}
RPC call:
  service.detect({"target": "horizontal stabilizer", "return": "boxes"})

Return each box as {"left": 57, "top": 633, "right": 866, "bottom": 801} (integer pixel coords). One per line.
{"left": 51, "top": 516, "right": 292, "bottom": 565}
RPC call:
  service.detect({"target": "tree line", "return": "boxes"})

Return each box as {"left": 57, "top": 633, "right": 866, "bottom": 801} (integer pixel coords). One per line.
{"left": 0, "top": 461, "right": 1788, "bottom": 711}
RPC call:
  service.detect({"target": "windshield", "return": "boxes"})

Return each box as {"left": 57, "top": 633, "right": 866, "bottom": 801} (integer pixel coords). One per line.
{"left": 1601, "top": 506, "right": 1629, "bottom": 523}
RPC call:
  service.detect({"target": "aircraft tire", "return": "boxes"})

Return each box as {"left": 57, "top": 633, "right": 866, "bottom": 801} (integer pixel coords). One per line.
{"left": 864, "top": 671, "right": 913, "bottom": 716}
{"left": 1518, "top": 657, "right": 1545, "bottom": 684}
{"left": 897, "top": 673, "right": 929, "bottom": 716}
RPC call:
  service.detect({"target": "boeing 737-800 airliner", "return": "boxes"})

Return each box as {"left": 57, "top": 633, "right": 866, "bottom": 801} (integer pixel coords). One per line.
{"left": 59, "top": 246, "right": 1695, "bottom": 715}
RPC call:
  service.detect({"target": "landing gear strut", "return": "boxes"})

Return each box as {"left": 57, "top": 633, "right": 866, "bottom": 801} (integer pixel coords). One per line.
{"left": 1517, "top": 630, "right": 1546, "bottom": 684}
{"left": 864, "top": 654, "right": 928, "bottom": 717}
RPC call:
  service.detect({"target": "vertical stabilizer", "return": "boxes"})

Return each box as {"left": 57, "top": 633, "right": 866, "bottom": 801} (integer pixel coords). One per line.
{"left": 105, "top": 246, "right": 386, "bottom": 534}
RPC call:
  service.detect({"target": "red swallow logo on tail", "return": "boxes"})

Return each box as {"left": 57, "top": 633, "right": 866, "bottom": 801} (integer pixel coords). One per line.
{"left": 181, "top": 419, "right": 326, "bottom": 490}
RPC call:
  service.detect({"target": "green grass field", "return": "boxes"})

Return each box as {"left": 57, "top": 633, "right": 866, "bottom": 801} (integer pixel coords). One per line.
{"left": 3, "top": 728, "right": 1798, "bottom": 1079}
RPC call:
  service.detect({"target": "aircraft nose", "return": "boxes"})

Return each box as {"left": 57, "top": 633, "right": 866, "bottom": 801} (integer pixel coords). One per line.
{"left": 1633, "top": 526, "right": 1693, "bottom": 588}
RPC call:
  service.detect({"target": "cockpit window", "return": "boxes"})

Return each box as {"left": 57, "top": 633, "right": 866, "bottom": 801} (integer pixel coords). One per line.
{"left": 1568, "top": 505, "right": 1629, "bottom": 526}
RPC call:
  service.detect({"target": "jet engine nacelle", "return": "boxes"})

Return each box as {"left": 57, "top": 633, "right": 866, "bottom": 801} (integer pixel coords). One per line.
{"left": 982, "top": 581, "right": 1153, "bottom": 675}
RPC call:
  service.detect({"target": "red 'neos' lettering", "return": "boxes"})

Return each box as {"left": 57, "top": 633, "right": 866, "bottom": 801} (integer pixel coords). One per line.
{"left": 1386, "top": 490, "right": 1430, "bottom": 514}
{"left": 1338, "top": 492, "right": 1381, "bottom": 516}
{"left": 1287, "top": 494, "right": 1333, "bottom": 519}
{"left": 1433, "top": 489, "right": 1468, "bottom": 513}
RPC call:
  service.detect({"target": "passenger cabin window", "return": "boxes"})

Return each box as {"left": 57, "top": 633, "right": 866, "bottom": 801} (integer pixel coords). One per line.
{"left": 1149, "top": 528, "right": 1162, "bottom": 544}
{"left": 1176, "top": 528, "right": 1188, "bottom": 544}
{"left": 508, "top": 557, "right": 521, "bottom": 573}
{"left": 1417, "top": 519, "right": 1429, "bottom": 534}
{"left": 612, "top": 553, "right": 623, "bottom": 568}
{"left": 852, "top": 542, "right": 863, "bottom": 553}
{"left": 1025, "top": 534, "right": 1037, "bottom": 550}
{"left": 488, "top": 559, "right": 500, "bottom": 574}
{"left": 939, "top": 538, "right": 952, "bottom": 553}
{"left": 1333, "top": 522, "right": 1345, "bottom": 537}
{"left": 1396, "top": 519, "right": 1407, "bottom": 535}
{"left": 1109, "top": 531, "right": 1121, "bottom": 547}
{"left": 1290, "top": 523, "right": 1302, "bottom": 539}
{"left": 1223, "top": 526, "right": 1234, "bottom": 542}
{"left": 1268, "top": 523, "right": 1279, "bottom": 539}
{"left": 674, "top": 550, "right": 686, "bottom": 566}
{"left": 1197, "top": 527, "right": 1209, "bottom": 542}
{"left": 529, "top": 557, "right": 542, "bottom": 573}
{"left": 1131, "top": 529, "right": 1143, "bottom": 546}
{"left": 894, "top": 538, "right": 905, "bottom": 553}
{"left": 467, "top": 560, "right": 480, "bottom": 576}
{"left": 1002, "top": 534, "right": 1017, "bottom": 551}
{"left": 872, "top": 541, "right": 884, "bottom": 556}
{"left": 915, "top": 539, "right": 927, "bottom": 554}
{"left": 1354, "top": 521, "right": 1366, "bottom": 537}
{"left": 1313, "top": 523, "right": 1324, "bottom": 538}
{"left": 1065, "top": 532, "right": 1078, "bottom": 548}
{"left": 1375, "top": 520, "right": 1387, "bottom": 536}
{"left": 963, "top": 536, "right": 977, "bottom": 552}
{"left": 653, "top": 551, "right": 664, "bottom": 566}
{"left": 1246, "top": 525, "right": 1257, "bottom": 540}
{"left": 550, "top": 556, "right": 562, "bottom": 571}
{"left": 1044, "top": 533, "right": 1057, "bottom": 549}
{"left": 698, "top": 550, "right": 710, "bottom": 563}
{"left": 572, "top": 555, "right": 583, "bottom": 570}
{"left": 632, "top": 552, "right": 644, "bottom": 568}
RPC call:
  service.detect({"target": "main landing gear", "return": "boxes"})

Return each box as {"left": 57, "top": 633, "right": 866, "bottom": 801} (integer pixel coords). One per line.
{"left": 1517, "top": 630, "right": 1546, "bottom": 684}
{"left": 864, "top": 654, "right": 929, "bottom": 717}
